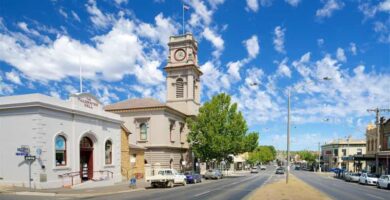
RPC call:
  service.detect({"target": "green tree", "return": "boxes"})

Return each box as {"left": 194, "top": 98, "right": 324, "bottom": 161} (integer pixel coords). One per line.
{"left": 187, "top": 93, "right": 259, "bottom": 162}
{"left": 297, "top": 151, "right": 317, "bottom": 162}
{"left": 247, "top": 146, "right": 276, "bottom": 165}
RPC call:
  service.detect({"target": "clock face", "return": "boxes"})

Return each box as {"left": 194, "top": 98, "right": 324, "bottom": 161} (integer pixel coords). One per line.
{"left": 174, "top": 49, "right": 186, "bottom": 61}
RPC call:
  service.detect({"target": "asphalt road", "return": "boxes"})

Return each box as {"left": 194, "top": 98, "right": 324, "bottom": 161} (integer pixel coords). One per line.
{"left": 292, "top": 170, "right": 390, "bottom": 200}
{"left": 0, "top": 167, "right": 275, "bottom": 200}
{"left": 88, "top": 167, "right": 275, "bottom": 200}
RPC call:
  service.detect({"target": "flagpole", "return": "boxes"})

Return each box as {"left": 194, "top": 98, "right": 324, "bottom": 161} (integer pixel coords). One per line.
{"left": 79, "top": 56, "right": 83, "bottom": 93}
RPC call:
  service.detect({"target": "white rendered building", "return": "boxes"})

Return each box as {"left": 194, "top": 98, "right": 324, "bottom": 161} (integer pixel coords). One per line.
{"left": 0, "top": 93, "right": 122, "bottom": 189}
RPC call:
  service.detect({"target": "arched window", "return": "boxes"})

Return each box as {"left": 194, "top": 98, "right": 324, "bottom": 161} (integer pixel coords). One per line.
{"left": 55, "top": 135, "right": 67, "bottom": 166}
{"left": 140, "top": 123, "right": 147, "bottom": 140}
{"left": 105, "top": 140, "right": 112, "bottom": 165}
{"left": 176, "top": 78, "right": 184, "bottom": 98}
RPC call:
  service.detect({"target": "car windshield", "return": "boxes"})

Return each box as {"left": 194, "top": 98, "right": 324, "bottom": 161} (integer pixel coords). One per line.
{"left": 367, "top": 174, "right": 377, "bottom": 178}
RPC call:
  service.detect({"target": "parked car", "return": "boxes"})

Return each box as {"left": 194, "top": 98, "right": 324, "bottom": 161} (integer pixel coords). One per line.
{"left": 377, "top": 175, "right": 390, "bottom": 189}
{"left": 260, "top": 165, "right": 267, "bottom": 170}
{"left": 250, "top": 167, "right": 259, "bottom": 173}
{"left": 204, "top": 169, "right": 223, "bottom": 179}
{"left": 184, "top": 171, "right": 202, "bottom": 184}
{"left": 344, "top": 172, "right": 361, "bottom": 182}
{"left": 359, "top": 173, "right": 378, "bottom": 185}
{"left": 276, "top": 167, "right": 285, "bottom": 174}
{"left": 146, "top": 168, "right": 187, "bottom": 188}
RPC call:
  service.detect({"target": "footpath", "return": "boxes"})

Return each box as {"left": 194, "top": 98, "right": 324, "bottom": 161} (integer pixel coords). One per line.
{"left": 247, "top": 174, "right": 332, "bottom": 200}
{"left": 0, "top": 179, "right": 148, "bottom": 198}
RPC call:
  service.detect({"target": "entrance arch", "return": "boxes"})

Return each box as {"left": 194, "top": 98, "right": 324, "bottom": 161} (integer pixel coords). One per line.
{"left": 80, "top": 136, "right": 94, "bottom": 181}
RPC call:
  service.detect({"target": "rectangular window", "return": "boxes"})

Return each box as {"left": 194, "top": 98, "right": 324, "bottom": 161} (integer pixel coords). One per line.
{"left": 388, "top": 136, "right": 390, "bottom": 149}
{"left": 342, "top": 149, "right": 346, "bottom": 156}
{"left": 334, "top": 149, "right": 338, "bottom": 156}
{"left": 56, "top": 151, "right": 66, "bottom": 166}
{"left": 357, "top": 149, "right": 362, "bottom": 155}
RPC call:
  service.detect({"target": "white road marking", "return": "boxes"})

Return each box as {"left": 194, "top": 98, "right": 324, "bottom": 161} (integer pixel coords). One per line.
{"left": 193, "top": 190, "right": 211, "bottom": 197}
{"left": 365, "top": 193, "right": 385, "bottom": 200}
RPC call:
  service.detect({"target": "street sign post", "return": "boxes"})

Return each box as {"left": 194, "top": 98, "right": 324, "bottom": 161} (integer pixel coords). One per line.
{"left": 24, "top": 155, "right": 36, "bottom": 191}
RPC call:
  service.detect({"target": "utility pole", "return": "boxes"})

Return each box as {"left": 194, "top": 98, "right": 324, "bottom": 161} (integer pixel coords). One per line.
{"left": 367, "top": 108, "right": 390, "bottom": 174}
{"left": 286, "top": 89, "right": 290, "bottom": 184}
{"left": 318, "top": 142, "right": 321, "bottom": 172}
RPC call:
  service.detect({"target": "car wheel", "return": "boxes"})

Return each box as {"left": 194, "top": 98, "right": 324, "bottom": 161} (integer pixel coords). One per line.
{"left": 365, "top": 180, "right": 368, "bottom": 185}
{"left": 167, "top": 181, "right": 174, "bottom": 188}
{"left": 151, "top": 183, "right": 157, "bottom": 188}
{"left": 387, "top": 183, "right": 390, "bottom": 189}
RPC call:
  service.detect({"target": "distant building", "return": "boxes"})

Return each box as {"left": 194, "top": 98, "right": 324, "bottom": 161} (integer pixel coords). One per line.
{"left": 0, "top": 93, "right": 122, "bottom": 189}
{"left": 321, "top": 139, "right": 366, "bottom": 172}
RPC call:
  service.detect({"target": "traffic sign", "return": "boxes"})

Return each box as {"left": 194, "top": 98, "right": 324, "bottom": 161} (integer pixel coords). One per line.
{"left": 25, "top": 155, "right": 36, "bottom": 161}
{"left": 16, "top": 152, "right": 28, "bottom": 156}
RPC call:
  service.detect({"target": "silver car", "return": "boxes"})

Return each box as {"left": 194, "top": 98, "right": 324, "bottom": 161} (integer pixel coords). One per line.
{"left": 204, "top": 169, "right": 223, "bottom": 179}
{"left": 345, "top": 172, "right": 361, "bottom": 182}
{"left": 377, "top": 175, "right": 390, "bottom": 189}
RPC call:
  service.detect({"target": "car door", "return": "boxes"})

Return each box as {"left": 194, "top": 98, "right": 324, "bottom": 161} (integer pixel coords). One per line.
{"left": 360, "top": 174, "right": 365, "bottom": 183}
{"left": 172, "top": 169, "right": 181, "bottom": 183}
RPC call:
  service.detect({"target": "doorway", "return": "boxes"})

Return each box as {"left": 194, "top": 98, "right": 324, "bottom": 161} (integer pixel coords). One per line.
{"left": 80, "top": 137, "right": 94, "bottom": 181}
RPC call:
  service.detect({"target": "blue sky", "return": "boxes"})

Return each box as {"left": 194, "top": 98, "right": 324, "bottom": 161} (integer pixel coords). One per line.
{"left": 0, "top": 0, "right": 389, "bottom": 151}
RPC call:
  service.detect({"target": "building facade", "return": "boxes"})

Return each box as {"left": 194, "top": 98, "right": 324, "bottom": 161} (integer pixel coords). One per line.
{"left": 106, "top": 33, "right": 202, "bottom": 174}
{"left": 120, "top": 125, "right": 145, "bottom": 180}
{"left": 365, "top": 119, "right": 390, "bottom": 174}
{"left": 0, "top": 93, "right": 122, "bottom": 189}
{"left": 321, "top": 139, "right": 366, "bottom": 172}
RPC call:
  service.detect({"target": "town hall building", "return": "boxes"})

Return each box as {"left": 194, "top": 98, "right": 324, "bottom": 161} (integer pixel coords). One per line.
{"left": 0, "top": 93, "right": 123, "bottom": 189}
{"left": 105, "top": 33, "right": 202, "bottom": 174}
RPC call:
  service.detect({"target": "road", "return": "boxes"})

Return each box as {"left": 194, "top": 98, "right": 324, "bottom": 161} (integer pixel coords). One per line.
{"left": 293, "top": 170, "right": 390, "bottom": 200}
{"left": 0, "top": 167, "right": 275, "bottom": 200}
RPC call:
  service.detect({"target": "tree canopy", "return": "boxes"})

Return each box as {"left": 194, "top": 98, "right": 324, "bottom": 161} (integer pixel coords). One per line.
{"left": 187, "top": 93, "right": 259, "bottom": 162}
{"left": 247, "top": 146, "right": 277, "bottom": 165}
{"left": 297, "top": 151, "right": 317, "bottom": 162}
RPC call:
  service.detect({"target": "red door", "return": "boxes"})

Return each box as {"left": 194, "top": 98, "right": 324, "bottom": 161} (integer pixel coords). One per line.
{"left": 80, "top": 137, "right": 94, "bottom": 181}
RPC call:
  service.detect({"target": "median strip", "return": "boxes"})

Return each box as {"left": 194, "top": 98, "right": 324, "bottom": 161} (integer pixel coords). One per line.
{"left": 246, "top": 174, "right": 332, "bottom": 200}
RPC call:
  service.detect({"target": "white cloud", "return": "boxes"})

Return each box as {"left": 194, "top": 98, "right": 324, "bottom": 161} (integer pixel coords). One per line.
{"left": 202, "top": 27, "right": 224, "bottom": 58}
{"left": 246, "top": 0, "right": 259, "bottom": 12}
{"left": 208, "top": 0, "right": 225, "bottom": 9}
{"left": 71, "top": 11, "right": 81, "bottom": 22}
{"left": 59, "top": 8, "right": 68, "bottom": 19}
{"left": 285, "top": 0, "right": 301, "bottom": 7}
{"left": 114, "top": 0, "right": 128, "bottom": 5}
{"left": 189, "top": 0, "right": 213, "bottom": 26}
{"left": 316, "top": 0, "right": 344, "bottom": 19}
{"left": 137, "top": 13, "right": 178, "bottom": 49}
{"left": 277, "top": 58, "right": 291, "bottom": 78}
{"left": 5, "top": 70, "right": 22, "bottom": 85}
{"left": 292, "top": 52, "right": 311, "bottom": 77}
{"left": 373, "top": 20, "right": 390, "bottom": 43}
{"left": 243, "top": 35, "right": 259, "bottom": 59}
{"left": 336, "top": 47, "right": 347, "bottom": 62}
{"left": 349, "top": 42, "right": 357, "bottom": 55}
{"left": 85, "top": 0, "right": 115, "bottom": 29}
{"left": 273, "top": 26, "right": 286, "bottom": 54}
{"left": 317, "top": 38, "right": 324, "bottom": 47}
{"left": 49, "top": 91, "right": 61, "bottom": 99}
{"left": 0, "top": 14, "right": 177, "bottom": 86}
{"left": 378, "top": 0, "right": 390, "bottom": 12}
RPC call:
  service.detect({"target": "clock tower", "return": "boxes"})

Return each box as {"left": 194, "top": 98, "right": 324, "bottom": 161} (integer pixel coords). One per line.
{"left": 165, "top": 33, "right": 202, "bottom": 116}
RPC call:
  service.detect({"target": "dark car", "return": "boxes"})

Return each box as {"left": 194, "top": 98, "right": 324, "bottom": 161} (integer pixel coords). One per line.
{"left": 276, "top": 167, "right": 285, "bottom": 174}
{"left": 184, "top": 171, "right": 202, "bottom": 184}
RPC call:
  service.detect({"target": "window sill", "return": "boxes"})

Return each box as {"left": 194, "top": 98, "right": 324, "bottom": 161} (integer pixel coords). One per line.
{"left": 53, "top": 166, "right": 71, "bottom": 171}
{"left": 104, "top": 165, "right": 115, "bottom": 168}
{"left": 137, "top": 140, "right": 148, "bottom": 143}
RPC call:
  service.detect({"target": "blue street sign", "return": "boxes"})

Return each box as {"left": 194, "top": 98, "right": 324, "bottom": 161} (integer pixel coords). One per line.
{"left": 16, "top": 152, "right": 28, "bottom": 156}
